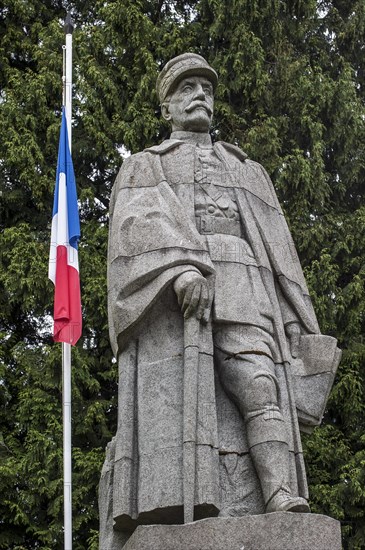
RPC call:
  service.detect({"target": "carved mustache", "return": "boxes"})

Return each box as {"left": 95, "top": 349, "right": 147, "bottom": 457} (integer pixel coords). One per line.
{"left": 185, "top": 101, "right": 213, "bottom": 116}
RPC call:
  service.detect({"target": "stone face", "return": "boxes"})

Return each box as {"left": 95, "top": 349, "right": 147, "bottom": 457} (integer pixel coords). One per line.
{"left": 122, "top": 513, "right": 342, "bottom": 550}
{"left": 99, "top": 53, "right": 342, "bottom": 547}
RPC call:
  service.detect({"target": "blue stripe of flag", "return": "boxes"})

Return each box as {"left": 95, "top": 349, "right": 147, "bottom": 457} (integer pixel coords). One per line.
{"left": 52, "top": 107, "right": 81, "bottom": 250}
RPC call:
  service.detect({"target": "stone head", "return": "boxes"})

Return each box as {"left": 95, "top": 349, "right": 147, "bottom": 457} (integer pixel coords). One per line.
{"left": 157, "top": 53, "right": 218, "bottom": 133}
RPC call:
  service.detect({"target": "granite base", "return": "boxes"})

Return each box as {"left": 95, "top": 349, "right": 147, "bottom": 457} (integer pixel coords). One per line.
{"left": 121, "top": 512, "right": 342, "bottom": 550}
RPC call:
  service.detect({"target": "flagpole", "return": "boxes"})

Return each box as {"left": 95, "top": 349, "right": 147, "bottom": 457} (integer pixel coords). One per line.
{"left": 64, "top": 13, "right": 73, "bottom": 143}
{"left": 62, "top": 342, "right": 72, "bottom": 550}
{"left": 63, "top": 12, "right": 74, "bottom": 550}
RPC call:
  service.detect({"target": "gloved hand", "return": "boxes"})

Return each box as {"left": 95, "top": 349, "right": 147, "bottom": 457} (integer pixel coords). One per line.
{"left": 173, "top": 271, "right": 209, "bottom": 320}
{"left": 285, "top": 322, "right": 301, "bottom": 358}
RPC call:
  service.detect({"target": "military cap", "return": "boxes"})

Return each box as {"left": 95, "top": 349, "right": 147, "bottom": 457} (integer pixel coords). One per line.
{"left": 157, "top": 53, "right": 218, "bottom": 104}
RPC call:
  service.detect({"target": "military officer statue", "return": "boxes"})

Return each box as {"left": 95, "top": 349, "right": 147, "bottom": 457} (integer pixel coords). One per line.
{"left": 99, "top": 53, "right": 341, "bottom": 549}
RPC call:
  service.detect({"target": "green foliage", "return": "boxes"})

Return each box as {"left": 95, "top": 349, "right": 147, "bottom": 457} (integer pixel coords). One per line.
{"left": 1, "top": 0, "right": 365, "bottom": 547}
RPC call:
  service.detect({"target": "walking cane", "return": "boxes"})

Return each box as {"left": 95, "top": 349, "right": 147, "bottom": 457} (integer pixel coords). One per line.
{"left": 183, "top": 314, "right": 200, "bottom": 524}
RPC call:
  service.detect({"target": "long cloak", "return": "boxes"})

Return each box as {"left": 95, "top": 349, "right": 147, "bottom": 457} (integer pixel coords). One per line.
{"left": 100, "top": 139, "right": 334, "bottom": 537}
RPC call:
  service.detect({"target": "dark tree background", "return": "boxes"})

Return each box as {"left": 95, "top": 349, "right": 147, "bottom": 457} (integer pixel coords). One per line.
{"left": 1, "top": 1, "right": 365, "bottom": 548}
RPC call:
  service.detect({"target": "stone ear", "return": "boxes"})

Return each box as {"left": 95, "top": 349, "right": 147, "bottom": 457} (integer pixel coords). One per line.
{"left": 161, "top": 102, "right": 171, "bottom": 122}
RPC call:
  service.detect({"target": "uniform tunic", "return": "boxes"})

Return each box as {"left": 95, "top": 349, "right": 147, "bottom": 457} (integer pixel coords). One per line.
{"left": 191, "top": 140, "right": 278, "bottom": 361}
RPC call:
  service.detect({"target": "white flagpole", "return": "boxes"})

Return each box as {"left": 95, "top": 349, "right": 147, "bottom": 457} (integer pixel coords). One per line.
{"left": 64, "top": 13, "right": 73, "bottom": 143}
{"left": 62, "top": 342, "right": 72, "bottom": 550}
{"left": 63, "top": 12, "right": 74, "bottom": 550}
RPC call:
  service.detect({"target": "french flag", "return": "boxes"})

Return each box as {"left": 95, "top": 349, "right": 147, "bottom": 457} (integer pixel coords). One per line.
{"left": 48, "top": 107, "right": 82, "bottom": 345}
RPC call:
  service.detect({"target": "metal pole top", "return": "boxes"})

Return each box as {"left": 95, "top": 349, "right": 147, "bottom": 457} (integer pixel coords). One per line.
{"left": 64, "top": 12, "right": 74, "bottom": 35}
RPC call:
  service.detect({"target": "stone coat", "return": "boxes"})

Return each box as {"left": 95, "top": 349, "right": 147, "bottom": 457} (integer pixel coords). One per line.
{"left": 102, "top": 139, "right": 323, "bottom": 533}
{"left": 108, "top": 139, "right": 320, "bottom": 357}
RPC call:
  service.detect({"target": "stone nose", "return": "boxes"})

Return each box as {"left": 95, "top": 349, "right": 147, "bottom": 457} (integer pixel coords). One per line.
{"left": 193, "top": 84, "right": 206, "bottom": 100}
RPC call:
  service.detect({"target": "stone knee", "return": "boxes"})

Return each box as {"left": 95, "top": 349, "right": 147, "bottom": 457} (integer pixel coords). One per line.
{"left": 244, "top": 367, "right": 287, "bottom": 448}
{"left": 215, "top": 350, "right": 287, "bottom": 448}
{"left": 244, "top": 367, "right": 279, "bottom": 412}
{"left": 214, "top": 351, "right": 256, "bottom": 415}
{"left": 216, "top": 350, "right": 278, "bottom": 412}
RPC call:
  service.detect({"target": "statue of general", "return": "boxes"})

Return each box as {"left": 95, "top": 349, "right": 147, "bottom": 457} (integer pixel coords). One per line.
{"left": 99, "top": 53, "right": 341, "bottom": 548}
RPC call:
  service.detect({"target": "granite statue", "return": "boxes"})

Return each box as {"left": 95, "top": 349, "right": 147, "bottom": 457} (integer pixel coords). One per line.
{"left": 99, "top": 53, "right": 341, "bottom": 548}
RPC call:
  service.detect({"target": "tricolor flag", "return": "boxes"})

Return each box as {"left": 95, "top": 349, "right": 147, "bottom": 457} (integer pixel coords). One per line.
{"left": 48, "top": 107, "right": 82, "bottom": 345}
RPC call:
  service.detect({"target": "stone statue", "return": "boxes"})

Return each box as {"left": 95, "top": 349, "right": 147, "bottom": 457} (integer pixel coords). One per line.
{"left": 99, "top": 53, "right": 341, "bottom": 548}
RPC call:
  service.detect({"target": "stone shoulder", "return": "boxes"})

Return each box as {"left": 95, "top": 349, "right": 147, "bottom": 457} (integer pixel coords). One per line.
{"left": 215, "top": 141, "right": 248, "bottom": 163}
{"left": 147, "top": 138, "right": 250, "bottom": 163}
{"left": 113, "top": 150, "right": 159, "bottom": 192}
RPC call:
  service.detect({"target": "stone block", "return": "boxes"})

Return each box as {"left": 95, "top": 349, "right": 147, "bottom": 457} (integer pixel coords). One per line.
{"left": 122, "top": 513, "right": 342, "bottom": 550}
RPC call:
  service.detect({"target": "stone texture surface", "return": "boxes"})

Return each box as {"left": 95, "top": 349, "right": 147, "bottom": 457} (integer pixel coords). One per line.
{"left": 122, "top": 513, "right": 342, "bottom": 550}
{"left": 99, "top": 52, "right": 342, "bottom": 547}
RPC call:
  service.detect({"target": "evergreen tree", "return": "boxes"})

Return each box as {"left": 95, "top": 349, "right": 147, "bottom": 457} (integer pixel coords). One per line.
{"left": 1, "top": 1, "right": 364, "bottom": 548}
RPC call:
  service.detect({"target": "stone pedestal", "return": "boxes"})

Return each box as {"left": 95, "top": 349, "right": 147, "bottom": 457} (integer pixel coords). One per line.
{"left": 122, "top": 512, "right": 342, "bottom": 550}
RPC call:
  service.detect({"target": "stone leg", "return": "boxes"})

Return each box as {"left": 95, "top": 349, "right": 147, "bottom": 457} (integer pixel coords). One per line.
{"left": 215, "top": 347, "right": 309, "bottom": 512}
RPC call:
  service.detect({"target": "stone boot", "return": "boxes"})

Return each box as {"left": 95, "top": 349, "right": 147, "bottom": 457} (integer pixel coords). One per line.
{"left": 266, "top": 488, "right": 310, "bottom": 513}
{"left": 250, "top": 441, "right": 310, "bottom": 513}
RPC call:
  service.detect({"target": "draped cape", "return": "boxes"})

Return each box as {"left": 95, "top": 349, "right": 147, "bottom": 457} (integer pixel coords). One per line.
{"left": 100, "top": 140, "right": 329, "bottom": 537}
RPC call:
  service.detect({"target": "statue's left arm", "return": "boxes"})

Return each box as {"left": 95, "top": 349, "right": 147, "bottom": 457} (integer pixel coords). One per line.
{"left": 233, "top": 155, "right": 321, "bottom": 339}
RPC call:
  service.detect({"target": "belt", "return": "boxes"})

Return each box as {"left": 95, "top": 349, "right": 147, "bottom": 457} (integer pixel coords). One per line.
{"left": 196, "top": 215, "right": 242, "bottom": 237}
